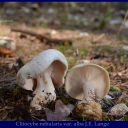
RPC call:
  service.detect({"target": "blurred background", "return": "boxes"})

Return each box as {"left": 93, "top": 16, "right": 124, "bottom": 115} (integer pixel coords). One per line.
{"left": 0, "top": 2, "right": 128, "bottom": 62}
{"left": 0, "top": 2, "right": 128, "bottom": 31}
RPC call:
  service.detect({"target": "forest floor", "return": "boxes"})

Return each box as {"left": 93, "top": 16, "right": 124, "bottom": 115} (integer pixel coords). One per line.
{"left": 0, "top": 2, "right": 128, "bottom": 121}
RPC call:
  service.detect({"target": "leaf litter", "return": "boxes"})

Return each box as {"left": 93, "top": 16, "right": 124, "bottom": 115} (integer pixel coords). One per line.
{"left": 1, "top": 32, "right": 128, "bottom": 121}
{"left": 44, "top": 100, "right": 75, "bottom": 121}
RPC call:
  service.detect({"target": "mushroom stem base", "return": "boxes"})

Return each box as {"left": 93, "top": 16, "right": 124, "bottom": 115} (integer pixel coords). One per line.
{"left": 30, "top": 69, "right": 56, "bottom": 110}
{"left": 76, "top": 100, "right": 102, "bottom": 120}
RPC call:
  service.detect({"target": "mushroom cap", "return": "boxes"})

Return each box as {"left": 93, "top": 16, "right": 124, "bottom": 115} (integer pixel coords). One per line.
{"left": 17, "top": 49, "right": 68, "bottom": 90}
{"left": 65, "top": 63, "right": 110, "bottom": 100}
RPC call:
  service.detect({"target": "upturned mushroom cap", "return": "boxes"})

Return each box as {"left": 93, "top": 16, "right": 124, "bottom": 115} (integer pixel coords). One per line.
{"left": 65, "top": 63, "right": 110, "bottom": 100}
{"left": 17, "top": 49, "right": 68, "bottom": 90}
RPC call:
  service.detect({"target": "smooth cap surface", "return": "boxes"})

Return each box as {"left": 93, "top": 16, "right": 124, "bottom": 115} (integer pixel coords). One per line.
{"left": 17, "top": 49, "right": 68, "bottom": 90}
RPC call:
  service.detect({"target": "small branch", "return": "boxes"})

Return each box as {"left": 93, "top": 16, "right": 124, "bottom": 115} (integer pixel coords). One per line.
{"left": 11, "top": 28, "right": 72, "bottom": 45}
{"left": 117, "top": 10, "right": 128, "bottom": 36}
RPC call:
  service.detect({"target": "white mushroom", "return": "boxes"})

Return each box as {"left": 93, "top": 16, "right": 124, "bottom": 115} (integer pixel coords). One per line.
{"left": 65, "top": 63, "right": 110, "bottom": 120}
{"left": 17, "top": 49, "right": 68, "bottom": 110}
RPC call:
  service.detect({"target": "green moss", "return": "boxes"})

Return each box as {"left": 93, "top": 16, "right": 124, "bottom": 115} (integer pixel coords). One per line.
{"left": 78, "top": 48, "right": 88, "bottom": 58}
{"left": 102, "top": 112, "right": 109, "bottom": 121}
{"left": 60, "top": 97, "right": 69, "bottom": 104}
{"left": 13, "top": 88, "right": 20, "bottom": 95}
{"left": 67, "top": 57, "right": 77, "bottom": 69}
{"left": 102, "top": 112, "right": 115, "bottom": 121}
{"left": 57, "top": 45, "right": 73, "bottom": 54}
{"left": 123, "top": 114, "right": 128, "bottom": 121}
{"left": 110, "top": 85, "right": 121, "bottom": 92}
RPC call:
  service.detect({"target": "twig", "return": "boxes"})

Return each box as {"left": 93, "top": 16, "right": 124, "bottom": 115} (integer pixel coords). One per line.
{"left": 75, "top": 48, "right": 82, "bottom": 62}
{"left": 117, "top": 10, "right": 128, "bottom": 36}
{"left": 0, "top": 77, "right": 16, "bottom": 82}
{"left": 1, "top": 71, "right": 15, "bottom": 79}
{"left": 31, "top": 115, "right": 40, "bottom": 121}
{"left": 11, "top": 28, "right": 72, "bottom": 45}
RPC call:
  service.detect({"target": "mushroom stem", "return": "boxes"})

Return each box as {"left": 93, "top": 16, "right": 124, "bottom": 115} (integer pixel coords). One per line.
{"left": 30, "top": 68, "right": 56, "bottom": 110}
{"left": 75, "top": 81, "right": 102, "bottom": 120}
{"left": 83, "top": 81, "right": 96, "bottom": 101}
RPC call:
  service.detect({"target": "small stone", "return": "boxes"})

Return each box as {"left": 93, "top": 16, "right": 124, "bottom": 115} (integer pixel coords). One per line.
{"left": 110, "top": 103, "right": 128, "bottom": 115}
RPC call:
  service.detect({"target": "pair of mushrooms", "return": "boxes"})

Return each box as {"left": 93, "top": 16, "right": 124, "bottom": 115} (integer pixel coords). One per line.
{"left": 17, "top": 49, "right": 110, "bottom": 120}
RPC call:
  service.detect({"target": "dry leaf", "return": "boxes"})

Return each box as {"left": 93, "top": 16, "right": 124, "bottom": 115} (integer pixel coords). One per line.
{"left": 0, "top": 47, "right": 15, "bottom": 56}
{"left": 44, "top": 100, "right": 73, "bottom": 121}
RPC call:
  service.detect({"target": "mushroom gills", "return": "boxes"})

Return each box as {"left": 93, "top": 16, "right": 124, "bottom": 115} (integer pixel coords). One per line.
{"left": 65, "top": 63, "right": 110, "bottom": 120}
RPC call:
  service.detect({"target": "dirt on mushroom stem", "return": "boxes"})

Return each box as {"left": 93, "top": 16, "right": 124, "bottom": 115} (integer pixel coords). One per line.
{"left": 30, "top": 67, "right": 56, "bottom": 110}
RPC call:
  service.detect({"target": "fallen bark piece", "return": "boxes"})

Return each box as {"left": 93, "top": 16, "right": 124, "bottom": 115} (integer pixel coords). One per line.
{"left": 0, "top": 47, "right": 15, "bottom": 57}
{"left": 11, "top": 28, "right": 72, "bottom": 45}
{"left": 110, "top": 103, "right": 128, "bottom": 116}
